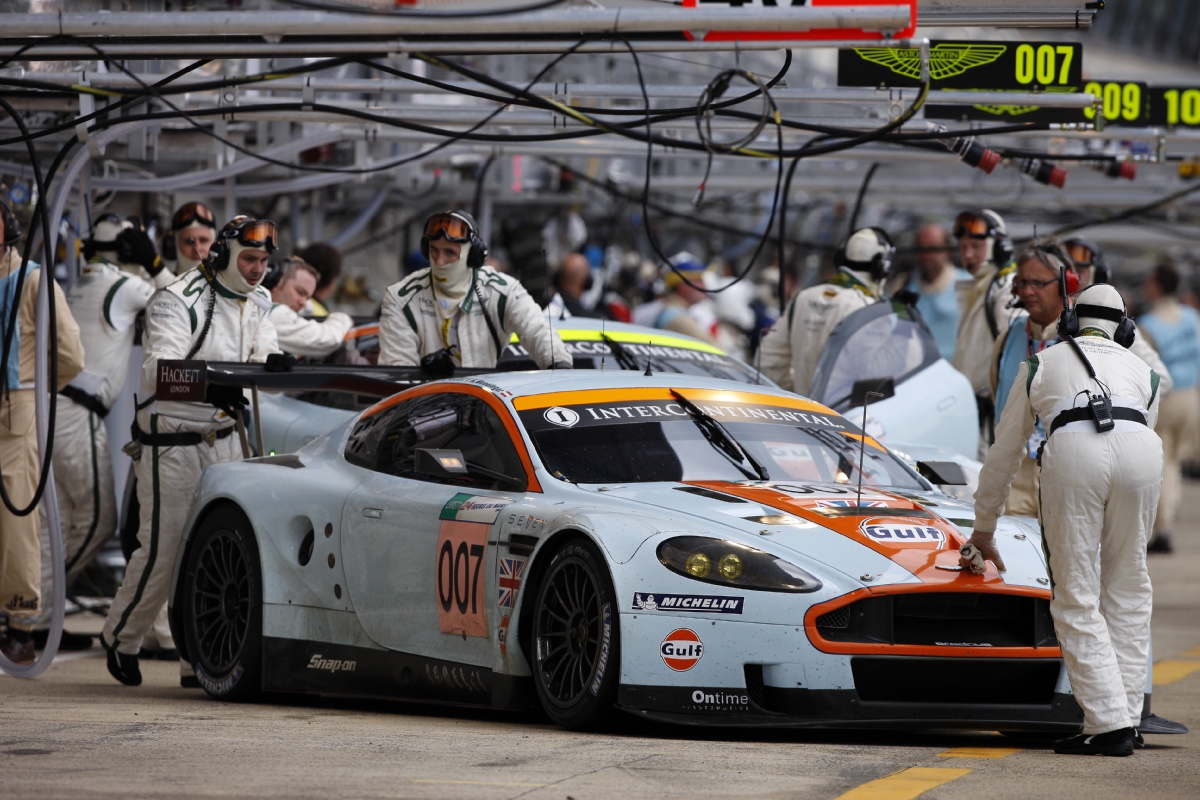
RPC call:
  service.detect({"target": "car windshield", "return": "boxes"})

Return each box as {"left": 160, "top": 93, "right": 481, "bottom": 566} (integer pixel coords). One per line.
{"left": 518, "top": 393, "right": 923, "bottom": 489}
{"left": 500, "top": 337, "right": 764, "bottom": 384}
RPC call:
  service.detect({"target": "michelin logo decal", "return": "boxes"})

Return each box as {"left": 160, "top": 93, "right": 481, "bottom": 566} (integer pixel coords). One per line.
{"left": 633, "top": 593, "right": 744, "bottom": 614}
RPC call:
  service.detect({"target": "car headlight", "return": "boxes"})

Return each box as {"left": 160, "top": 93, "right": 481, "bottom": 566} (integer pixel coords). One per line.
{"left": 657, "top": 536, "right": 823, "bottom": 593}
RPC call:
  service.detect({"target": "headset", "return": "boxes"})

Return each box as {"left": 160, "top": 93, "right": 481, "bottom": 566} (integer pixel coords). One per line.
{"left": 955, "top": 210, "right": 1013, "bottom": 267}
{"left": 261, "top": 261, "right": 284, "bottom": 291}
{"left": 81, "top": 213, "right": 127, "bottom": 261}
{"left": 836, "top": 227, "right": 895, "bottom": 281}
{"left": 1058, "top": 267, "right": 1136, "bottom": 348}
{"left": 0, "top": 198, "right": 20, "bottom": 246}
{"left": 1011, "top": 243, "right": 1080, "bottom": 307}
{"left": 205, "top": 216, "right": 278, "bottom": 272}
{"left": 420, "top": 210, "right": 488, "bottom": 270}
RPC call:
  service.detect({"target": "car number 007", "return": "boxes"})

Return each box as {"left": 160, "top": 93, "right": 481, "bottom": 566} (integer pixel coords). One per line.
{"left": 438, "top": 538, "right": 484, "bottom": 615}
{"left": 435, "top": 520, "right": 490, "bottom": 637}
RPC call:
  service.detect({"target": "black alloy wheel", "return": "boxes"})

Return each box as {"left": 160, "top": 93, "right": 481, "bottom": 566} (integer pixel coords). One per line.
{"left": 531, "top": 537, "right": 619, "bottom": 730}
{"left": 181, "top": 504, "right": 263, "bottom": 702}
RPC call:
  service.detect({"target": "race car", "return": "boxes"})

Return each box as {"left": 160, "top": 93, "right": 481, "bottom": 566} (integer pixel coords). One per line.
{"left": 169, "top": 368, "right": 1082, "bottom": 732}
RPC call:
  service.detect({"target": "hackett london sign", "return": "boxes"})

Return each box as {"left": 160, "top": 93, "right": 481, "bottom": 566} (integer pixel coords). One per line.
{"left": 156, "top": 360, "right": 207, "bottom": 402}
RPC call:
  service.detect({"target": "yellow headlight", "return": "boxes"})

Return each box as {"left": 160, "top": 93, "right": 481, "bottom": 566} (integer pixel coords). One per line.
{"left": 686, "top": 553, "right": 711, "bottom": 578}
{"left": 718, "top": 553, "right": 744, "bottom": 580}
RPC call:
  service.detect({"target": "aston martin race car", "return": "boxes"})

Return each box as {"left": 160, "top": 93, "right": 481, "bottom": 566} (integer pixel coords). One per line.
{"left": 168, "top": 368, "right": 1082, "bottom": 732}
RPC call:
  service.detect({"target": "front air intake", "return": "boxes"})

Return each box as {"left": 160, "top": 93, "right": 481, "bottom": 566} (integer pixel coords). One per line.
{"left": 816, "top": 593, "right": 1058, "bottom": 649}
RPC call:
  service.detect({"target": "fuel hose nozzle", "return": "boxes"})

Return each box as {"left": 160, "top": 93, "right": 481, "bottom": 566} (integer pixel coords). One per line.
{"left": 1087, "top": 159, "right": 1137, "bottom": 181}
{"left": 943, "top": 135, "right": 1000, "bottom": 174}
{"left": 1018, "top": 157, "right": 1068, "bottom": 189}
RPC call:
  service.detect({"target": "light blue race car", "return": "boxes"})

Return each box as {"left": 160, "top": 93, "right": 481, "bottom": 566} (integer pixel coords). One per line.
{"left": 168, "top": 368, "right": 1082, "bottom": 733}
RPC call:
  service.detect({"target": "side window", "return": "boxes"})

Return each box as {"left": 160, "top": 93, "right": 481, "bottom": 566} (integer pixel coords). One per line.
{"left": 344, "top": 398, "right": 414, "bottom": 469}
{"left": 372, "top": 393, "right": 527, "bottom": 491}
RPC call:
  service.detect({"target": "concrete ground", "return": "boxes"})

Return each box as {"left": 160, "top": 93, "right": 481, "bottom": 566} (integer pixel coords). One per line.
{"left": 4, "top": 487, "right": 1200, "bottom": 800}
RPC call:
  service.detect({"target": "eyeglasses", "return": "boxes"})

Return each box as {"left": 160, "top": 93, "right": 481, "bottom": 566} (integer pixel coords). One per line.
{"left": 953, "top": 212, "right": 991, "bottom": 239}
{"left": 226, "top": 218, "right": 278, "bottom": 252}
{"left": 1013, "top": 277, "right": 1059, "bottom": 291}
{"left": 171, "top": 202, "right": 216, "bottom": 231}
{"left": 423, "top": 212, "right": 473, "bottom": 244}
{"left": 1065, "top": 241, "right": 1097, "bottom": 267}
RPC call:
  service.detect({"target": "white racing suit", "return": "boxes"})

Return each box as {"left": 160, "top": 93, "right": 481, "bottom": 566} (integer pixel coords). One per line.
{"left": 379, "top": 265, "right": 570, "bottom": 368}
{"left": 102, "top": 267, "right": 278, "bottom": 657}
{"left": 758, "top": 268, "right": 877, "bottom": 397}
{"left": 975, "top": 334, "right": 1163, "bottom": 734}
{"left": 267, "top": 304, "right": 354, "bottom": 358}
{"left": 954, "top": 260, "right": 1022, "bottom": 458}
{"left": 34, "top": 259, "right": 158, "bottom": 627}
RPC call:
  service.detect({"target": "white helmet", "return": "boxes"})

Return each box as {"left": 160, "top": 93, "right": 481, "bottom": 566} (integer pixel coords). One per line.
{"left": 840, "top": 227, "right": 895, "bottom": 281}
{"left": 1072, "top": 283, "right": 1126, "bottom": 339}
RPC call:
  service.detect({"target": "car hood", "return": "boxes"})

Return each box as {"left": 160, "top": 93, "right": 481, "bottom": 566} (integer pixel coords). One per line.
{"left": 581, "top": 480, "right": 1047, "bottom": 592}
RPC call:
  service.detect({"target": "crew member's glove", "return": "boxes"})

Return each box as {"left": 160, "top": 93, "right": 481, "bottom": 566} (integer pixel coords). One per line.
{"left": 206, "top": 383, "right": 249, "bottom": 416}
{"left": 116, "top": 228, "right": 164, "bottom": 276}
{"left": 552, "top": 360, "right": 574, "bottom": 369}
{"left": 959, "top": 531, "right": 1006, "bottom": 574}
{"left": 420, "top": 349, "right": 457, "bottom": 378}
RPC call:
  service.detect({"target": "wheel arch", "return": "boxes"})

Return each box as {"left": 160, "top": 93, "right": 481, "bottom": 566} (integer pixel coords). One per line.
{"left": 514, "top": 526, "right": 612, "bottom": 673}
{"left": 168, "top": 498, "right": 256, "bottom": 667}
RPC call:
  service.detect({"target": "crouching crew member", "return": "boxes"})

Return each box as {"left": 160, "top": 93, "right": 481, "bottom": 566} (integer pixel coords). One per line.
{"left": 266, "top": 256, "right": 354, "bottom": 358}
{"left": 379, "top": 210, "right": 570, "bottom": 370}
{"left": 965, "top": 284, "right": 1163, "bottom": 757}
{"left": 101, "top": 216, "right": 280, "bottom": 686}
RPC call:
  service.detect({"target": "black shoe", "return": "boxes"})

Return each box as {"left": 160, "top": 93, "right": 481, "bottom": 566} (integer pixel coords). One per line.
{"left": 1134, "top": 729, "right": 1145, "bottom": 749}
{"left": 1139, "top": 713, "right": 1190, "bottom": 735}
{"left": 32, "top": 629, "right": 93, "bottom": 651}
{"left": 0, "top": 632, "right": 35, "bottom": 667}
{"left": 181, "top": 675, "right": 201, "bottom": 689}
{"left": 1147, "top": 533, "right": 1174, "bottom": 554}
{"left": 100, "top": 636, "right": 142, "bottom": 687}
{"left": 1053, "top": 727, "right": 1135, "bottom": 757}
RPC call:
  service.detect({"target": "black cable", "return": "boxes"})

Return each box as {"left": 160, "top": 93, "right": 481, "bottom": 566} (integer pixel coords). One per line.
{"left": 472, "top": 155, "right": 495, "bottom": 220}
{"left": 1051, "top": 184, "right": 1200, "bottom": 238}
{"left": 847, "top": 162, "right": 880, "bottom": 234}
{"left": 0, "top": 96, "right": 58, "bottom": 517}
{"left": 285, "top": 0, "right": 569, "bottom": 16}
{"left": 0, "top": 42, "right": 36, "bottom": 72}
{"left": 0, "top": 58, "right": 214, "bottom": 148}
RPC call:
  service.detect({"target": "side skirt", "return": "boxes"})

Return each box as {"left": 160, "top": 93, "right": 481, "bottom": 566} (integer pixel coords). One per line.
{"left": 261, "top": 636, "right": 533, "bottom": 710}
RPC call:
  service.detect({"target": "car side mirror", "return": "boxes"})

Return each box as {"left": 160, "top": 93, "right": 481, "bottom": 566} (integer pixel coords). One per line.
{"left": 916, "top": 460, "right": 968, "bottom": 486}
{"left": 415, "top": 448, "right": 470, "bottom": 477}
{"left": 850, "top": 377, "right": 896, "bottom": 407}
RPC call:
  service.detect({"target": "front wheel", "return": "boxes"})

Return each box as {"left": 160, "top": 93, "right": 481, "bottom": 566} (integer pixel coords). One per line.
{"left": 180, "top": 504, "right": 263, "bottom": 702}
{"left": 530, "top": 537, "right": 619, "bottom": 730}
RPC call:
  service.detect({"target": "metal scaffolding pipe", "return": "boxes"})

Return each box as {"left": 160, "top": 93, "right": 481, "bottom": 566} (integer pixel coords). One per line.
{"left": 1, "top": 6, "right": 912, "bottom": 38}
{"left": 4, "top": 71, "right": 1095, "bottom": 108}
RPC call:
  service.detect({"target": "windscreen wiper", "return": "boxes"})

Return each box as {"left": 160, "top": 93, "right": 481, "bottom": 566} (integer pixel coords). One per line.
{"left": 670, "top": 390, "right": 770, "bottom": 482}
{"left": 601, "top": 334, "right": 641, "bottom": 372}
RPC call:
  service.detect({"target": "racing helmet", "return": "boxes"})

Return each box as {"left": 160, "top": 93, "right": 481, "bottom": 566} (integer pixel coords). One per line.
{"left": 954, "top": 209, "right": 1013, "bottom": 267}
{"left": 206, "top": 216, "right": 279, "bottom": 272}
{"left": 83, "top": 214, "right": 133, "bottom": 260}
{"left": 420, "top": 210, "right": 487, "bottom": 269}
{"left": 1059, "top": 282, "right": 1136, "bottom": 348}
{"left": 1063, "top": 236, "right": 1111, "bottom": 285}
{"left": 839, "top": 227, "right": 895, "bottom": 281}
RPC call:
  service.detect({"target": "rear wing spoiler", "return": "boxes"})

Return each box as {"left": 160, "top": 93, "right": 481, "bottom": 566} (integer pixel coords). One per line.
{"left": 157, "top": 358, "right": 500, "bottom": 401}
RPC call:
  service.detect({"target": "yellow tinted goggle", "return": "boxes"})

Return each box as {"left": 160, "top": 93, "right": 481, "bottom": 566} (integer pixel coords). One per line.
{"left": 953, "top": 213, "right": 991, "bottom": 239}
{"left": 423, "top": 213, "right": 473, "bottom": 243}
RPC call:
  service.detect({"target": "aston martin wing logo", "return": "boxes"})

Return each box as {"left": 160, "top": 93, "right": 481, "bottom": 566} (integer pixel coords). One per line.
{"left": 970, "top": 85, "right": 1076, "bottom": 117}
{"left": 853, "top": 43, "right": 1007, "bottom": 82}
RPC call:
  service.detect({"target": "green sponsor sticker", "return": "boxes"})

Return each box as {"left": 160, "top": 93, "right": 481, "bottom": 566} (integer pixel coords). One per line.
{"left": 440, "top": 493, "right": 474, "bottom": 520}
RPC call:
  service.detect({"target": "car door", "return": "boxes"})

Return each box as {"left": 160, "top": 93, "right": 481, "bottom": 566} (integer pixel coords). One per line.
{"left": 341, "top": 389, "right": 529, "bottom": 667}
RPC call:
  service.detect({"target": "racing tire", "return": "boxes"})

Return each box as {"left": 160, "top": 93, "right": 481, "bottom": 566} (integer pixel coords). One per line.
{"left": 530, "top": 537, "right": 620, "bottom": 731}
{"left": 179, "top": 503, "right": 263, "bottom": 703}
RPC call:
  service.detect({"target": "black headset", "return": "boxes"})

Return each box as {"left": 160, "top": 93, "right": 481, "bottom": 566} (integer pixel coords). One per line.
{"left": 205, "top": 216, "right": 249, "bottom": 272}
{"left": 261, "top": 261, "right": 284, "bottom": 291}
{"left": 82, "top": 213, "right": 126, "bottom": 262}
{"left": 836, "top": 227, "right": 895, "bottom": 281}
{"left": 1058, "top": 269, "right": 1136, "bottom": 349}
{"left": 958, "top": 210, "right": 1013, "bottom": 266}
{"left": 0, "top": 198, "right": 19, "bottom": 246}
{"left": 420, "top": 210, "right": 489, "bottom": 270}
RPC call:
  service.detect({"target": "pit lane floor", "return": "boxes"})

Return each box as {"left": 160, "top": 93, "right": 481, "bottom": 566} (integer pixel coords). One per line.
{"left": 4, "top": 488, "right": 1200, "bottom": 800}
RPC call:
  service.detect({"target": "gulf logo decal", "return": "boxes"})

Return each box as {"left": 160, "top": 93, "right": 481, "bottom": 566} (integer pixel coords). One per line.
{"left": 861, "top": 518, "right": 946, "bottom": 545}
{"left": 660, "top": 629, "right": 705, "bottom": 671}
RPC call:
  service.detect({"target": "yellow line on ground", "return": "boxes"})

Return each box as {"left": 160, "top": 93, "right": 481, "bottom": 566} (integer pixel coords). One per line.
{"left": 1153, "top": 660, "right": 1200, "bottom": 686}
{"left": 1182, "top": 645, "right": 1200, "bottom": 658}
{"left": 938, "top": 747, "right": 1021, "bottom": 759}
{"left": 410, "top": 779, "right": 549, "bottom": 787}
{"left": 833, "top": 767, "right": 972, "bottom": 800}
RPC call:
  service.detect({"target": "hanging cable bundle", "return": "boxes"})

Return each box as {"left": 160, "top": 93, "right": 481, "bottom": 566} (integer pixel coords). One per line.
{"left": 692, "top": 69, "right": 775, "bottom": 207}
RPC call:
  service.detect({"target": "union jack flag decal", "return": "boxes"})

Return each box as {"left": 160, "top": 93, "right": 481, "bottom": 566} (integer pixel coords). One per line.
{"left": 816, "top": 499, "right": 888, "bottom": 508}
{"left": 498, "top": 557, "right": 527, "bottom": 609}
